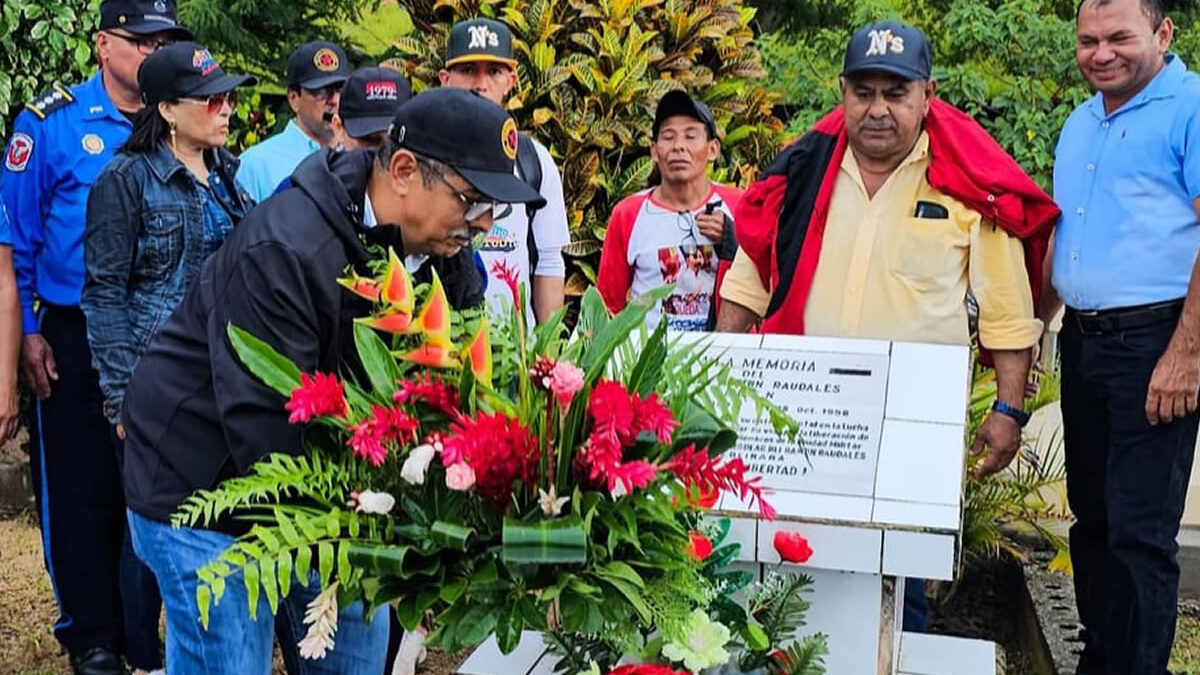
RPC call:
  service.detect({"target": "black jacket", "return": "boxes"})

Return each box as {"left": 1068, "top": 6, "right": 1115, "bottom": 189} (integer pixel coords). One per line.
{"left": 122, "top": 149, "right": 483, "bottom": 525}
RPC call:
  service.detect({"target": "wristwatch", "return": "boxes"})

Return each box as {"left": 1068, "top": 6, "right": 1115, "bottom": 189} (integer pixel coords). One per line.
{"left": 991, "top": 400, "right": 1031, "bottom": 428}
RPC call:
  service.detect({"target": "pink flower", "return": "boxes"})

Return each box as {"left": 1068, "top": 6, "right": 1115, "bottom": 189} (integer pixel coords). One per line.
{"left": 445, "top": 462, "right": 476, "bottom": 491}
{"left": 346, "top": 405, "right": 419, "bottom": 467}
{"left": 548, "top": 361, "right": 585, "bottom": 409}
{"left": 285, "top": 372, "right": 347, "bottom": 424}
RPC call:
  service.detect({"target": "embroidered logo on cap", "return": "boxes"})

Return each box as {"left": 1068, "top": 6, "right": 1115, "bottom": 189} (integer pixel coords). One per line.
{"left": 467, "top": 25, "right": 500, "bottom": 50}
{"left": 82, "top": 134, "right": 105, "bottom": 155}
{"left": 314, "top": 48, "right": 340, "bottom": 72}
{"left": 153, "top": 0, "right": 168, "bottom": 12}
{"left": 5, "top": 133, "right": 32, "bottom": 172}
{"left": 501, "top": 117, "right": 518, "bottom": 161}
{"left": 365, "top": 81, "right": 398, "bottom": 101}
{"left": 865, "top": 29, "right": 905, "bottom": 57}
{"left": 192, "top": 48, "right": 218, "bottom": 76}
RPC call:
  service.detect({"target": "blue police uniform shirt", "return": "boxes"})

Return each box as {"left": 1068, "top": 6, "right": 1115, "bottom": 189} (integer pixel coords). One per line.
{"left": 1, "top": 72, "right": 133, "bottom": 334}
{"left": 0, "top": 204, "right": 12, "bottom": 246}
{"left": 236, "top": 120, "right": 321, "bottom": 203}
{"left": 1053, "top": 54, "right": 1200, "bottom": 311}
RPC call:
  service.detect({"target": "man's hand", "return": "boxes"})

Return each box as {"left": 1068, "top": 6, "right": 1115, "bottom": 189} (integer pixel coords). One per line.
{"left": 1145, "top": 341, "right": 1200, "bottom": 425}
{"left": 971, "top": 412, "right": 1022, "bottom": 476}
{"left": 696, "top": 212, "right": 724, "bottom": 244}
{"left": 115, "top": 423, "right": 126, "bottom": 441}
{"left": 20, "top": 334, "right": 57, "bottom": 400}
{"left": 0, "top": 385, "right": 17, "bottom": 442}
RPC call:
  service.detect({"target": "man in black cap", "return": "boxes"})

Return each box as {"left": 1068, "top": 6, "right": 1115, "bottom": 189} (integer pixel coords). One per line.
{"left": 237, "top": 40, "right": 351, "bottom": 201}
{"left": 439, "top": 18, "right": 570, "bottom": 328}
{"left": 119, "top": 87, "right": 542, "bottom": 672}
{"left": 717, "top": 20, "right": 1056, "bottom": 632}
{"left": 334, "top": 66, "right": 413, "bottom": 151}
{"left": 0, "top": 1, "right": 190, "bottom": 673}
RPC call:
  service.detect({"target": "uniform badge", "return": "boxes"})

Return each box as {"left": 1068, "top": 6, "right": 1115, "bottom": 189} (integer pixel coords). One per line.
{"left": 501, "top": 117, "right": 518, "bottom": 161}
{"left": 82, "top": 134, "right": 105, "bottom": 155}
{"left": 314, "top": 48, "right": 340, "bottom": 72}
{"left": 5, "top": 133, "right": 33, "bottom": 172}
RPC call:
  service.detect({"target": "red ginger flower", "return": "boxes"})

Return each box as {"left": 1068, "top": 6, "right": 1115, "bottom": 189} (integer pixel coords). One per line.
{"left": 442, "top": 412, "right": 540, "bottom": 507}
{"left": 394, "top": 373, "right": 461, "bottom": 418}
{"left": 632, "top": 391, "right": 677, "bottom": 443}
{"left": 347, "top": 405, "right": 418, "bottom": 467}
{"left": 285, "top": 372, "right": 347, "bottom": 424}
{"left": 490, "top": 260, "right": 520, "bottom": 310}
{"left": 588, "top": 380, "right": 636, "bottom": 445}
{"left": 774, "top": 530, "right": 814, "bottom": 564}
{"left": 664, "top": 444, "right": 776, "bottom": 519}
{"left": 685, "top": 531, "right": 714, "bottom": 562}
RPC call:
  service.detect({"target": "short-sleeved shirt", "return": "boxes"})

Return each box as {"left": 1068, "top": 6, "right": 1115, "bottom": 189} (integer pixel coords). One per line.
{"left": 236, "top": 120, "right": 321, "bottom": 203}
{"left": 721, "top": 132, "right": 1040, "bottom": 349}
{"left": 598, "top": 183, "right": 743, "bottom": 331}
{"left": 1052, "top": 55, "right": 1200, "bottom": 311}
{"left": 0, "top": 204, "right": 12, "bottom": 246}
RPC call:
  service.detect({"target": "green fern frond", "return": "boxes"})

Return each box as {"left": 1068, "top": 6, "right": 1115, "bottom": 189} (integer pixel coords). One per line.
{"left": 749, "top": 572, "right": 816, "bottom": 648}
{"left": 767, "top": 634, "right": 829, "bottom": 675}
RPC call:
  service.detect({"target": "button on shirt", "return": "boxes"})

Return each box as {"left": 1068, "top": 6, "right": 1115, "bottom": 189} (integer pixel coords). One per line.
{"left": 1, "top": 73, "right": 133, "bottom": 334}
{"left": 721, "top": 132, "right": 1039, "bottom": 348}
{"left": 1053, "top": 55, "right": 1200, "bottom": 311}
{"left": 236, "top": 120, "right": 322, "bottom": 203}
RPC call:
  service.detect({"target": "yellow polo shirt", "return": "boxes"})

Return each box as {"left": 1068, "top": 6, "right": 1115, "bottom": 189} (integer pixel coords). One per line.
{"left": 720, "top": 132, "right": 1041, "bottom": 349}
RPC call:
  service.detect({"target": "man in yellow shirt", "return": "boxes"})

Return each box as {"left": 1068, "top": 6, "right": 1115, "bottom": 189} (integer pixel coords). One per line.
{"left": 715, "top": 20, "right": 1059, "bottom": 629}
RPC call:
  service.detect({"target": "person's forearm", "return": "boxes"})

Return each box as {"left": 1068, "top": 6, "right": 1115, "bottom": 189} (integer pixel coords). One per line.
{"left": 532, "top": 275, "right": 564, "bottom": 325}
{"left": 1164, "top": 248, "right": 1200, "bottom": 360}
{"left": 991, "top": 348, "right": 1032, "bottom": 407}
{"left": 715, "top": 300, "right": 759, "bottom": 333}
{"left": 1039, "top": 231, "right": 1063, "bottom": 324}
{"left": 0, "top": 264, "right": 19, "bottom": 396}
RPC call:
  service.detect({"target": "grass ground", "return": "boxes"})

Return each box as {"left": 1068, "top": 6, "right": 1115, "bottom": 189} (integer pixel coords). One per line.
{"left": 1174, "top": 613, "right": 1200, "bottom": 675}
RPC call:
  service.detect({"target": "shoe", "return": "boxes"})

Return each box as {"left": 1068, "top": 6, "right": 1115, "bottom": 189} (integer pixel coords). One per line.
{"left": 68, "top": 647, "right": 123, "bottom": 675}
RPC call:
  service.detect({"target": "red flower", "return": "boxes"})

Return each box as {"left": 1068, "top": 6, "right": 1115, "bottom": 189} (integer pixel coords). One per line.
{"left": 607, "top": 460, "right": 659, "bottom": 495}
{"left": 688, "top": 485, "right": 720, "bottom": 509}
{"left": 685, "top": 531, "right": 714, "bottom": 562}
{"left": 588, "top": 380, "right": 636, "bottom": 445}
{"left": 664, "top": 445, "right": 776, "bottom": 519}
{"left": 607, "top": 666, "right": 689, "bottom": 675}
{"left": 773, "top": 530, "right": 814, "bottom": 564}
{"left": 285, "top": 372, "right": 346, "bottom": 424}
{"left": 442, "top": 413, "right": 540, "bottom": 507}
{"left": 631, "top": 392, "right": 677, "bottom": 443}
{"left": 394, "top": 373, "right": 461, "bottom": 418}
{"left": 490, "top": 260, "right": 520, "bottom": 310}
{"left": 347, "top": 405, "right": 418, "bottom": 467}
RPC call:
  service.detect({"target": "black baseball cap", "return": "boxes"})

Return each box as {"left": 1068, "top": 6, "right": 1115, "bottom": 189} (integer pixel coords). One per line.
{"left": 339, "top": 67, "right": 412, "bottom": 139}
{"left": 286, "top": 40, "right": 351, "bottom": 90}
{"left": 653, "top": 90, "right": 717, "bottom": 139}
{"left": 842, "top": 21, "right": 932, "bottom": 81}
{"left": 100, "top": 0, "right": 192, "bottom": 39}
{"left": 388, "top": 89, "right": 545, "bottom": 208}
{"left": 139, "top": 42, "right": 255, "bottom": 105}
{"left": 445, "top": 18, "right": 518, "bottom": 70}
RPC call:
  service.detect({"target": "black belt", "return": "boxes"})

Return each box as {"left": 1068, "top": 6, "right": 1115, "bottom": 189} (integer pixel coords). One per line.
{"left": 1066, "top": 299, "right": 1184, "bottom": 335}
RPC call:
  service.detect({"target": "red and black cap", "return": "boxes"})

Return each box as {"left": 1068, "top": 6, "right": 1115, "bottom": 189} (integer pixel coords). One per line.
{"left": 286, "top": 40, "right": 351, "bottom": 90}
{"left": 138, "top": 42, "right": 255, "bottom": 105}
{"left": 339, "top": 66, "right": 413, "bottom": 139}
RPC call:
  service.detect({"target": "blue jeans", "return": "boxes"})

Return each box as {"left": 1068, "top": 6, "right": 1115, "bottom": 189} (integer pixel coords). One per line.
{"left": 1061, "top": 310, "right": 1198, "bottom": 675}
{"left": 127, "top": 509, "right": 388, "bottom": 674}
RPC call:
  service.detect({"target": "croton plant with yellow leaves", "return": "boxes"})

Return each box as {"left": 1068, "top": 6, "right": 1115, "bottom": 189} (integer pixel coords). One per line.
{"left": 173, "top": 247, "right": 805, "bottom": 674}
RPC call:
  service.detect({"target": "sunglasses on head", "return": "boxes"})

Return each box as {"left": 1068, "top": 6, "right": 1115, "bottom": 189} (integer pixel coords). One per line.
{"left": 179, "top": 91, "right": 238, "bottom": 115}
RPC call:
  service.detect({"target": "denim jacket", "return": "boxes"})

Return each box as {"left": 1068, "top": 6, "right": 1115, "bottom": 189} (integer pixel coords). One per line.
{"left": 83, "top": 142, "right": 253, "bottom": 422}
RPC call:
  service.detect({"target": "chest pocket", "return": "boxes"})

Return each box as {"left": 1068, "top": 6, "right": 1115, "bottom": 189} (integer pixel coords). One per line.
{"left": 138, "top": 205, "right": 185, "bottom": 281}
{"left": 889, "top": 214, "right": 968, "bottom": 287}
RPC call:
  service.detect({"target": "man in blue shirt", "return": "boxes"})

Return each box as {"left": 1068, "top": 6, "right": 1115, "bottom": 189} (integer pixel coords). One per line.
{"left": 1044, "top": 0, "right": 1200, "bottom": 672}
{"left": 0, "top": 1, "right": 190, "bottom": 673}
{"left": 0, "top": 205, "right": 18, "bottom": 445}
{"left": 237, "top": 40, "right": 351, "bottom": 202}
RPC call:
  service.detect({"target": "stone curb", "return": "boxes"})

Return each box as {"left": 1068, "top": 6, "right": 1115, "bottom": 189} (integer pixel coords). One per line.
{"left": 1022, "top": 551, "right": 1082, "bottom": 675}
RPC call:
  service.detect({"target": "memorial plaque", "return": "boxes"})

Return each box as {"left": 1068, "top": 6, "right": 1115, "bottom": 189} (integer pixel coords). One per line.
{"left": 719, "top": 346, "right": 890, "bottom": 497}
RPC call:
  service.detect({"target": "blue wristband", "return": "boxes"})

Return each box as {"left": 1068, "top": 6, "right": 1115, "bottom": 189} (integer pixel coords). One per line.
{"left": 992, "top": 400, "right": 1030, "bottom": 427}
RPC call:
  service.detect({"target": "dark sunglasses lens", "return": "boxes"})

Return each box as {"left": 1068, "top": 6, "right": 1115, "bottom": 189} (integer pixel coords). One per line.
{"left": 206, "top": 91, "right": 237, "bottom": 114}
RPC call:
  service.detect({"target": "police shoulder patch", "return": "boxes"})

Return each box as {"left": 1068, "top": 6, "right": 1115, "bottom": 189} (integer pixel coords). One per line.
{"left": 23, "top": 83, "right": 76, "bottom": 121}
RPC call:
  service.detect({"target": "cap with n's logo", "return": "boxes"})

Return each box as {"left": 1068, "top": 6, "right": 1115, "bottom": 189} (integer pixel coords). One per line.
{"left": 444, "top": 18, "right": 518, "bottom": 70}
{"left": 841, "top": 20, "right": 932, "bottom": 81}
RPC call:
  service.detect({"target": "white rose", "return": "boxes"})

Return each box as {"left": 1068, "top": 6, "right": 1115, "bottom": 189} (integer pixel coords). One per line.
{"left": 399, "top": 444, "right": 437, "bottom": 486}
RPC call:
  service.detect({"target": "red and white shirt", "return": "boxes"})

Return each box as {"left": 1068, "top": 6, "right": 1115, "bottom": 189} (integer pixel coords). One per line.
{"left": 597, "top": 184, "right": 743, "bottom": 331}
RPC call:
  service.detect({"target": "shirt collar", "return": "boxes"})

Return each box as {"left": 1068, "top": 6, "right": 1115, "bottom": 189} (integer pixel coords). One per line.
{"left": 1088, "top": 53, "right": 1187, "bottom": 119}
{"left": 362, "top": 190, "right": 378, "bottom": 229}
{"left": 285, "top": 119, "right": 323, "bottom": 152}
{"left": 81, "top": 71, "right": 133, "bottom": 125}
{"left": 841, "top": 130, "right": 930, "bottom": 183}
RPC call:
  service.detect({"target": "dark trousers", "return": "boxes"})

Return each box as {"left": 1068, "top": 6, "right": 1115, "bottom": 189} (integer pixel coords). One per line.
{"left": 29, "top": 305, "right": 162, "bottom": 669}
{"left": 1060, "top": 311, "right": 1198, "bottom": 675}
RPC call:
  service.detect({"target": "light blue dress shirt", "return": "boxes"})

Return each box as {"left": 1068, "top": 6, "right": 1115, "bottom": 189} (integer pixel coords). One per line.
{"left": 1053, "top": 55, "right": 1200, "bottom": 311}
{"left": 236, "top": 119, "right": 321, "bottom": 203}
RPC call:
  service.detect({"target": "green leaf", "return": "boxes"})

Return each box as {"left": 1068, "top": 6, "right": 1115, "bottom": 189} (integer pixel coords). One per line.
{"left": 440, "top": 577, "right": 468, "bottom": 603}
{"left": 277, "top": 551, "right": 294, "bottom": 599}
{"left": 318, "top": 542, "right": 335, "bottom": 588}
{"left": 495, "top": 601, "right": 523, "bottom": 654}
{"left": 260, "top": 558, "right": 279, "bottom": 613}
{"left": 353, "top": 322, "right": 400, "bottom": 397}
{"left": 226, "top": 324, "right": 302, "bottom": 397}
{"left": 244, "top": 562, "right": 261, "bottom": 619}
{"left": 430, "top": 521, "right": 474, "bottom": 551}
{"left": 579, "top": 285, "right": 672, "bottom": 383}
{"left": 197, "top": 584, "right": 212, "bottom": 629}
{"left": 295, "top": 546, "right": 313, "bottom": 587}
{"left": 626, "top": 317, "right": 669, "bottom": 396}
{"left": 346, "top": 543, "right": 439, "bottom": 579}
{"left": 501, "top": 515, "right": 587, "bottom": 564}
{"left": 594, "top": 561, "right": 644, "bottom": 589}
{"left": 742, "top": 622, "right": 769, "bottom": 651}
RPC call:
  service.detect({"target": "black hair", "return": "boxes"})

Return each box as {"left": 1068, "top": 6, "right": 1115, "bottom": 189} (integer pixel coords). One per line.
{"left": 120, "top": 103, "right": 172, "bottom": 154}
{"left": 1077, "top": 0, "right": 1165, "bottom": 27}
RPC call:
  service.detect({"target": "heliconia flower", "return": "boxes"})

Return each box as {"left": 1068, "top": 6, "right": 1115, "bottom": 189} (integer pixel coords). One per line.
{"left": 349, "top": 490, "right": 395, "bottom": 515}
{"left": 336, "top": 271, "right": 382, "bottom": 303}
{"left": 297, "top": 581, "right": 339, "bottom": 660}
{"left": 285, "top": 372, "right": 347, "bottom": 424}
{"left": 347, "top": 405, "right": 419, "bottom": 467}
{"left": 355, "top": 306, "right": 415, "bottom": 335}
{"left": 445, "top": 462, "right": 476, "bottom": 491}
{"left": 490, "top": 259, "right": 520, "bottom": 310}
{"left": 396, "top": 342, "right": 461, "bottom": 369}
{"left": 463, "top": 317, "right": 493, "bottom": 387}
{"left": 400, "top": 444, "right": 437, "bottom": 485}
{"left": 413, "top": 270, "right": 451, "bottom": 347}
{"left": 685, "top": 531, "right": 714, "bottom": 562}
{"left": 381, "top": 247, "right": 415, "bottom": 313}
{"left": 773, "top": 530, "right": 814, "bottom": 564}
{"left": 548, "top": 361, "right": 585, "bottom": 410}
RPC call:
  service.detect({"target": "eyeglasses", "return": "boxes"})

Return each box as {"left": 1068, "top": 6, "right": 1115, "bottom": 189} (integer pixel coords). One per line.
{"left": 106, "top": 31, "right": 172, "bottom": 55}
{"left": 676, "top": 212, "right": 700, "bottom": 255}
{"left": 419, "top": 159, "right": 494, "bottom": 222}
{"left": 302, "top": 85, "right": 342, "bottom": 101}
{"left": 179, "top": 91, "right": 238, "bottom": 115}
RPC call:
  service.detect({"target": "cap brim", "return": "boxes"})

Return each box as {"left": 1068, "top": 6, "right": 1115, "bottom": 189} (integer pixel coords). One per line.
{"left": 444, "top": 54, "right": 518, "bottom": 70}
{"left": 123, "top": 21, "right": 193, "bottom": 40}
{"left": 188, "top": 74, "right": 257, "bottom": 97}
{"left": 842, "top": 63, "right": 927, "bottom": 81}
{"left": 457, "top": 167, "right": 546, "bottom": 209}
{"left": 342, "top": 115, "right": 394, "bottom": 139}
{"left": 654, "top": 91, "right": 717, "bottom": 138}
{"left": 294, "top": 73, "right": 349, "bottom": 90}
